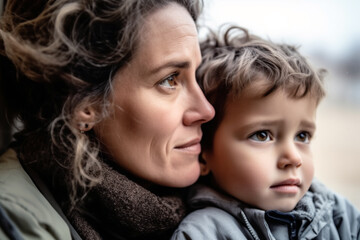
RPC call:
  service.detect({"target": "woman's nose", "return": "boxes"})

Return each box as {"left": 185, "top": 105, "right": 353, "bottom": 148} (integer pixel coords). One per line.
{"left": 277, "top": 141, "right": 302, "bottom": 169}
{"left": 183, "top": 83, "right": 215, "bottom": 126}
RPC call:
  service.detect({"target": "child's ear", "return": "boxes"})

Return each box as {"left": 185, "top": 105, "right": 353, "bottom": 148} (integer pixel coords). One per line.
{"left": 74, "top": 106, "right": 97, "bottom": 132}
{"left": 200, "top": 151, "right": 211, "bottom": 176}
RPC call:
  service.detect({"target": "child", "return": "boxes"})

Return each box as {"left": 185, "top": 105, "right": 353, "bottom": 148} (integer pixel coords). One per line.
{"left": 172, "top": 26, "right": 360, "bottom": 240}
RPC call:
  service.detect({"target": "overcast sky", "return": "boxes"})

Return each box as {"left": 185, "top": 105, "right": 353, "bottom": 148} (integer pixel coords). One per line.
{"left": 200, "top": 0, "right": 360, "bottom": 59}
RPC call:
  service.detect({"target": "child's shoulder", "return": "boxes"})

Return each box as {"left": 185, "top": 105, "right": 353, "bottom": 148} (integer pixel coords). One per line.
{"left": 172, "top": 206, "right": 247, "bottom": 240}
{"left": 309, "top": 179, "right": 360, "bottom": 226}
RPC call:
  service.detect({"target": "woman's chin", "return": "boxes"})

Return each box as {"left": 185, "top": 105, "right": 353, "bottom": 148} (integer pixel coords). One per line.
{"left": 154, "top": 166, "right": 201, "bottom": 188}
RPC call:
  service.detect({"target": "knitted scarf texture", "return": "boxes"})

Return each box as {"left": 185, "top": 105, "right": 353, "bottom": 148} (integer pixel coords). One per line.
{"left": 67, "top": 159, "right": 187, "bottom": 240}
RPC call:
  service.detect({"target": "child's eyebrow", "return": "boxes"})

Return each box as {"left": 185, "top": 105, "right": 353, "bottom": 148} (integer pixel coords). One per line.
{"left": 237, "top": 120, "right": 316, "bottom": 131}
{"left": 300, "top": 120, "right": 316, "bottom": 131}
{"left": 236, "top": 121, "right": 281, "bottom": 132}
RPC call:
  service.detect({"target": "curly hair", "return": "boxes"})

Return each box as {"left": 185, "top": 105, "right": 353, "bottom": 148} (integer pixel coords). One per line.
{"left": 197, "top": 25, "right": 326, "bottom": 152}
{"left": 0, "top": 0, "right": 202, "bottom": 206}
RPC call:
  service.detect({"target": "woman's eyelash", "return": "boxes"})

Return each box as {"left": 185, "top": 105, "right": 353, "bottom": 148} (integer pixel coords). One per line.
{"left": 158, "top": 72, "right": 179, "bottom": 88}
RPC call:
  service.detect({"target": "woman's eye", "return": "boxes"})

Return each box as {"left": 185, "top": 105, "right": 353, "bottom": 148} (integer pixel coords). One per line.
{"left": 249, "top": 130, "right": 272, "bottom": 142}
{"left": 295, "top": 131, "right": 311, "bottom": 143}
{"left": 158, "top": 73, "right": 178, "bottom": 89}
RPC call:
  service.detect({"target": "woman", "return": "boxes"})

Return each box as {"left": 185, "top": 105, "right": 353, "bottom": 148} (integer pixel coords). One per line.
{"left": 0, "top": 0, "right": 214, "bottom": 239}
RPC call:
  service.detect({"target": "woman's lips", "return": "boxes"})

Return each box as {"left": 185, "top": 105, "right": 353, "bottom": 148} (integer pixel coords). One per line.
{"left": 270, "top": 178, "right": 301, "bottom": 194}
{"left": 174, "top": 138, "right": 201, "bottom": 154}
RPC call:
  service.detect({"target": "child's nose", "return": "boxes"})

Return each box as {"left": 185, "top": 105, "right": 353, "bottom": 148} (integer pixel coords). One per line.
{"left": 277, "top": 141, "right": 302, "bottom": 169}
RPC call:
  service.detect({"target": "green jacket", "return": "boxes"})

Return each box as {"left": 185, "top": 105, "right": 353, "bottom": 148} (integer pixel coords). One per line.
{"left": 0, "top": 149, "right": 72, "bottom": 240}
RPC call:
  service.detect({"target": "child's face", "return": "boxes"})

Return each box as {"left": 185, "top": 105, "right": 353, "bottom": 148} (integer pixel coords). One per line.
{"left": 202, "top": 82, "right": 318, "bottom": 212}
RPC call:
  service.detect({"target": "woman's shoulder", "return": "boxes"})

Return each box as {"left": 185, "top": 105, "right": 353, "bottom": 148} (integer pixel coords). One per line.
{"left": 0, "top": 148, "right": 72, "bottom": 240}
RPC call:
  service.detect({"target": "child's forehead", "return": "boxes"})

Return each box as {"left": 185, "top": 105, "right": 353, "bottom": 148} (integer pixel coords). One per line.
{"left": 228, "top": 77, "right": 318, "bottom": 104}
{"left": 230, "top": 77, "right": 271, "bottom": 98}
{"left": 225, "top": 85, "right": 319, "bottom": 116}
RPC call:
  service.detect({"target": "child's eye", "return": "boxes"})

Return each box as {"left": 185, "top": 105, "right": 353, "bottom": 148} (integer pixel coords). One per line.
{"left": 158, "top": 73, "right": 179, "bottom": 89}
{"left": 249, "top": 130, "right": 272, "bottom": 142}
{"left": 295, "top": 131, "right": 311, "bottom": 143}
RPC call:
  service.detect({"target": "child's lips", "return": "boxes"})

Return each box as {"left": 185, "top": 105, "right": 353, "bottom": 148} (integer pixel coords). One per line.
{"left": 270, "top": 178, "right": 301, "bottom": 194}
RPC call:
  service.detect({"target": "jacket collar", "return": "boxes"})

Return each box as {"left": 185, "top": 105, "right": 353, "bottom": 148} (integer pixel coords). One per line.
{"left": 188, "top": 179, "right": 335, "bottom": 239}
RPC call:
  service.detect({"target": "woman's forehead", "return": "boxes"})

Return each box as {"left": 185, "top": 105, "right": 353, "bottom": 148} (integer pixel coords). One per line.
{"left": 138, "top": 3, "right": 197, "bottom": 46}
{"left": 130, "top": 3, "right": 199, "bottom": 75}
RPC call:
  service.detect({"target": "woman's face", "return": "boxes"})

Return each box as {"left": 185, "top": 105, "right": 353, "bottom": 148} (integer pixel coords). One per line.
{"left": 95, "top": 3, "right": 215, "bottom": 187}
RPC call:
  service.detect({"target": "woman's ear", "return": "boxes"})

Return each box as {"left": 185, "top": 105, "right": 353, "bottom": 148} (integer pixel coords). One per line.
{"left": 200, "top": 151, "right": 211, "bottom": 176}
{"left": 74, "top": 106, "right": 97, "bottom": 132}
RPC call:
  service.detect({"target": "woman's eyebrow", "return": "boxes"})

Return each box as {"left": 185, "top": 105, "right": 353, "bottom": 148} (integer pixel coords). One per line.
{"left": 150, "top": 61, "right": 190, "bottom": 74}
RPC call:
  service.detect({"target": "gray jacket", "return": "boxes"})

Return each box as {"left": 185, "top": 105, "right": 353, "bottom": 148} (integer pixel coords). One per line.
{"left": 0, "top": 149, "right": 72, "bottom": 240}
{"left": 172, "top": 179, "right": 360, "bottom": 240}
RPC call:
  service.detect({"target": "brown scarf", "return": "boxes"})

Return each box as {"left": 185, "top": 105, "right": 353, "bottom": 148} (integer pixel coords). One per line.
{"left": 67, "top": 159, "right": 188, "bottom": 240}
{"left": 14, "top": 131, "right": 188, "bottom": 239}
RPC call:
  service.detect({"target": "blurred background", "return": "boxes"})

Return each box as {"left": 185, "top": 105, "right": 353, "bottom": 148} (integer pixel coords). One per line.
{"left": 199, "top": 0, "right": 360, "bottom": 209}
